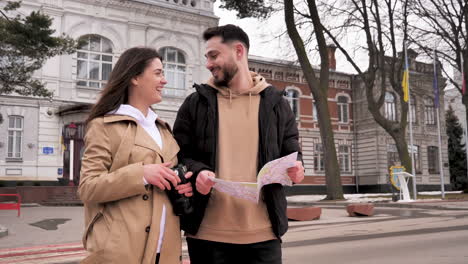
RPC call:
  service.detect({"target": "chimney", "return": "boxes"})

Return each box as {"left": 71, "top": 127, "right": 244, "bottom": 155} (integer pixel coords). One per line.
{"left": 327, "top": 44, "right": 337, "bottom": 70}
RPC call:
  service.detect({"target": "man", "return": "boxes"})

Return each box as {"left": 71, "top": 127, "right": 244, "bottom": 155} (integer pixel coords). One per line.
{"left": 173, "top": 24, "right": 304, "bottom": 264}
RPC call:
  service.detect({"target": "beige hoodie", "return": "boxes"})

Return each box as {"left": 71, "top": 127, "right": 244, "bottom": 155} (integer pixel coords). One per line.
{"left": 190, "top": 72, "right": 277, "bottom": 244}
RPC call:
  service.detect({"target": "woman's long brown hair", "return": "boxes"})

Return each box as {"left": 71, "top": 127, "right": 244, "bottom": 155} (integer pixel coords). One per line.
{"left": 85, "top": 47, "right": 163, "bottom": 125}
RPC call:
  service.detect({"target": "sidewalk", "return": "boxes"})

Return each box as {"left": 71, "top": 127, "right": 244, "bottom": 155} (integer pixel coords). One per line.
{"left": 0, "top": 206, "right": 190, "bottom": 264}
{"left": 287, "top": 192, "right": 468, "bottom": 211}
{"left": 1, "top": 192, "right": 467, "bottom": 263}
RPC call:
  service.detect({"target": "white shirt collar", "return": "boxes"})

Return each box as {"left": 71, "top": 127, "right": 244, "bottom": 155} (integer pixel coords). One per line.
{"left": 111, "top": 104, "right": 158, "bottom": 124}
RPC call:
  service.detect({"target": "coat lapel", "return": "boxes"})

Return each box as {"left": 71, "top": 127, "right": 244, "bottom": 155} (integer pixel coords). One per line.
{"left": 156, "top": 119, "right": 179, "bottom": 163}
{"left": 105, "top": 114, "right": 179, "bottom": 163}
{"left": 134, "top": 124, "right": 163, "bottom": 155}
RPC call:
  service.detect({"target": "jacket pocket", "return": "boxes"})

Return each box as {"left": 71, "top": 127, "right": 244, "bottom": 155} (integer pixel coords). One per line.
{"left": 99, "top": 218, "right": 122, "bottom": 261}
{"left": 82, "top": 210, "right": 103, "bottom": 250}
{"left": 84, "top": 214, "right": 122, "bottom": 262}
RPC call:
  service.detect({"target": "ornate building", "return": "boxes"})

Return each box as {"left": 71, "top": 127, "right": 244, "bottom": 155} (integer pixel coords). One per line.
{"left": 352, "top": 50, "right": 449, "bottom": 192}
{"left": 0, "top": 0, "right": 217, "bottom": 184}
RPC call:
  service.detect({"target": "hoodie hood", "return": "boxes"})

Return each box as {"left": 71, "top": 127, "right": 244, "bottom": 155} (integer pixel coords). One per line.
{"left": 207, "top": 71, "right": 269, "bottom": 98}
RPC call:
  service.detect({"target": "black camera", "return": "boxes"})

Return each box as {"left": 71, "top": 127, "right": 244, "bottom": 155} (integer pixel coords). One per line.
{"left": 165, "top": 164, "right": 194, "bottom": 216}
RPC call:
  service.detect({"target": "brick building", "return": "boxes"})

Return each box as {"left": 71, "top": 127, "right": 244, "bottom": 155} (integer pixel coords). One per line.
{"left": 249, "top": 47, "right": 449, "bottom": 193}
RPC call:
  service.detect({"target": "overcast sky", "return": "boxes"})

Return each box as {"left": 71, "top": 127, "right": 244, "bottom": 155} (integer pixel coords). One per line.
{"left": 212, "top": 2, "right": 366, "bottom": 74}
{"left": 213, "top": 3, "right": 288, "bottom": 60}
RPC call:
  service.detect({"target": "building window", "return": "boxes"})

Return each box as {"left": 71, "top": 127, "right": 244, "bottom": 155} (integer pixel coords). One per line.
{"left": 338, "top": 145, "right": 351, "bottom": 172}
{"left": 384, "top": 92, "right": 397, "bottom": 121}
{"left": 76, "top": 35, "right": 113, "bottom": 89}
{"left": 427, "top": 146, "right": 439, "bottom": 174}
{"left": 284, "top": 89, "right": 300, "bottom": 120}
{"left": 312, "top": 104, "right": 317, "bottom": 120}
{"left": 424, "top": 97, "right": 436, "bottom": 125}
{"left": 159, "top": 47, "right": 186, "bottom": 97}
{"left": 337, "top": 96, "right": 349, "bottom": 123}
{"left": 314, "top": 143, "right": 325, "bottom": 172}
{"left": 409, "top": 96, "right": 417, "bottom": 124}
{"left": 7, "top": 116, "right": 23, "bottom": 159}
{"left": 409, "top": 145, "right": 421, "bottom": 174}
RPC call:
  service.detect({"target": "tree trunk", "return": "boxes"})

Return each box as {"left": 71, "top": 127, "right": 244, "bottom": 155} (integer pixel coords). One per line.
{"left": 315, "top": 90, "right": 343, "bottom": 200}
{"left": 391, "top": 131, "right": 414, "bottom": 195}
{"left": 284, "top": 0, "right": 344, "bottom": 200}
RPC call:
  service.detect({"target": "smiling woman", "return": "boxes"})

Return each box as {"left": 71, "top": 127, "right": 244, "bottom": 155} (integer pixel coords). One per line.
{"left": 78, "top": 47, "right": 193, "bottom": 264}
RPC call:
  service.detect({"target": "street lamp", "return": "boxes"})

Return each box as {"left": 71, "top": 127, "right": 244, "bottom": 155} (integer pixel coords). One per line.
{"left": 67, "top": 123, "right": 77, "bottom": 186}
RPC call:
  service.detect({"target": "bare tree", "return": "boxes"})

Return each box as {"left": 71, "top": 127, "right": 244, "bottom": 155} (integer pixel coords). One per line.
{"left": 316, "top": 0, "right": 415, "bottom": 176}
{"left": 218, "top": 0, "right": 344, "bottom": 200}
{"left": 285, "top": 0, "right": 344, "bottom": 200}
{"left": 410, "top": 0, "right": 468, "bottom": 130}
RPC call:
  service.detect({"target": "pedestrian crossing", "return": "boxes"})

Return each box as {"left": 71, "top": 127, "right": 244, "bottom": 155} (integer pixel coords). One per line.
{"left": 0, "top": 242, "right": 189, "bottom": 263}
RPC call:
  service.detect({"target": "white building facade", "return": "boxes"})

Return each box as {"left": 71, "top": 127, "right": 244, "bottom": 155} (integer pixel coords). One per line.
{"left": 0, "top": 0, "right": 218, "bottom": 184}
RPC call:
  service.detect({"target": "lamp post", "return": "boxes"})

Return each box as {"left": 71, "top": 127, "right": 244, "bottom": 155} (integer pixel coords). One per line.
{"left": 67, "top": 123, "right": 77, "bottom": 186}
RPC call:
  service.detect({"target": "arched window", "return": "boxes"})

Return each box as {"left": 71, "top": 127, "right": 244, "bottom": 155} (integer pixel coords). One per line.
{"left": 159, "top": 47, "right": 186, "bottom": 97}
{"left": 424, "top": 96, "right": 435, "bottom": 125}
{"left": 337, "top": 96, "right": 349, "bottom": 123}
{"left": 284, "top": 88, "right": 300, "bottom": 120}
{"left": 384, "top": 92, "right": 397, "bottom": 121}
{"left": 76, "top": 35, "right": 113, "bottom": 88}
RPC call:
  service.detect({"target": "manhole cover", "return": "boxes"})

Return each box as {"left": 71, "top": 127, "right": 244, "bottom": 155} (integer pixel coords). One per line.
{"left": 29, "top": 218, "right": 71, "bottom": 230}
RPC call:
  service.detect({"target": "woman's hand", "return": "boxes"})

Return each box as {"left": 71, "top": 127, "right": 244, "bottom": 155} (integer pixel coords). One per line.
{"left": 143, "top": 162, "right": 180, "bottom": 190}
{"left": 176, "top": 171, "right": 193, "bottom": 197}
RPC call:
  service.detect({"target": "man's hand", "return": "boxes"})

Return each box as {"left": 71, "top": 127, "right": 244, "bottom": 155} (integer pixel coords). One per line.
{"left": 196, "top": 170, "right": 215, "bottom": 195}
{"left": 287, "top": 161, "right": 304, "bottom": 184}
{"left": 176, "top": 171, "right": 194, "bottom": 197}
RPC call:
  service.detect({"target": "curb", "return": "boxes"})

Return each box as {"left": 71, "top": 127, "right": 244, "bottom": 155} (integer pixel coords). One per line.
{"left": 21, "top": 203, "right": 41, "bottom": 207}
{"left": 0, "top": 224, "right": 8, "bottom": 238}
{"left": 372, "top": 202, "right": 468, "bottom": 211}
{"left": 287, "top": 201, "right": 468, "bottom": 211}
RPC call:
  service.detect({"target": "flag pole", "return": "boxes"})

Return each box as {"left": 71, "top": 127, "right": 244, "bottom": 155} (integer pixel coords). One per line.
{"left": 434, "top": 48, "right": 445, "bottom": 199}
{"left": 404, "top": 42, "right": 417, "bottom": 200}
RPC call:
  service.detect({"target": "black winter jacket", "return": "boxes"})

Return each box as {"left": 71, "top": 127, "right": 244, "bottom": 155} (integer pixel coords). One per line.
{"left": 173, "top": 83, "right": 302, "bottom": 239}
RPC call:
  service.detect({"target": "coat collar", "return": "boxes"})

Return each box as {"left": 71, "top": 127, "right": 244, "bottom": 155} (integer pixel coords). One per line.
{"left": 103, "top": 114, "right": 137, "bottom": 124}
{"left": 104, "top": 114, "right": 178, "bottom": 158}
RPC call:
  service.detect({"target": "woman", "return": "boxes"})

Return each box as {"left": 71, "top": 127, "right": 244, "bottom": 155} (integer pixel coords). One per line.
{"left": 78, "top": 47, "right": 192, "bottom": 264}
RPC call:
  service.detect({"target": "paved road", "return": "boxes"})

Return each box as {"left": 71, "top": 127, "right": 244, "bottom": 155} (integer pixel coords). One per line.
{"left": 1, "top": 205, "right": 467, "bottom": 263}
{"left": 283, "top": 206, "right": 468, "bottom": 264}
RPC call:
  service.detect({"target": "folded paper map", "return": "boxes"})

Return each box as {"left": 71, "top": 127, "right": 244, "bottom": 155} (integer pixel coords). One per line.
{"left": 210, "top": 152, "right": 298, "bottom": 203}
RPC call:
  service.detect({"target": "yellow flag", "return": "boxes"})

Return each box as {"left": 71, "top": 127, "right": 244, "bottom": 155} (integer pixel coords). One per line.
{"left": 402, "top": 69, "right": 409, "bottom": 102}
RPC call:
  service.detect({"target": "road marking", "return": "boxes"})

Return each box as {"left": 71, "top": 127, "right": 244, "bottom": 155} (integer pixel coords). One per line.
{"left": 0, "top": 242, "right": 189, "bottom": 264}
{"left": 0, "top": 242, "right": 85, "bottom": 264}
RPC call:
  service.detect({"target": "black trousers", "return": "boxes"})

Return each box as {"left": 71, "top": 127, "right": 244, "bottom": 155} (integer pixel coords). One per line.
{"left": 186, "top": 238, "right": 282, "bottom": 264}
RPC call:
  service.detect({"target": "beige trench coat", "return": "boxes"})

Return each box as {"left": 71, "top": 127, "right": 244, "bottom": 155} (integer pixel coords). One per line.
{"left": 78, "top": 115, "right": 181, "bottom": 264}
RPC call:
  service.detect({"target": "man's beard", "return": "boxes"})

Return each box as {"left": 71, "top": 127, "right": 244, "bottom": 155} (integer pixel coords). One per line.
{"left": 213, "top": 63, "right": 238, "bottom": 87}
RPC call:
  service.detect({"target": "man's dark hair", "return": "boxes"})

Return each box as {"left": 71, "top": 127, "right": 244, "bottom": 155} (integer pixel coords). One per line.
{"left": 203, "top": 24, "right": 250, "bottom": 50}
